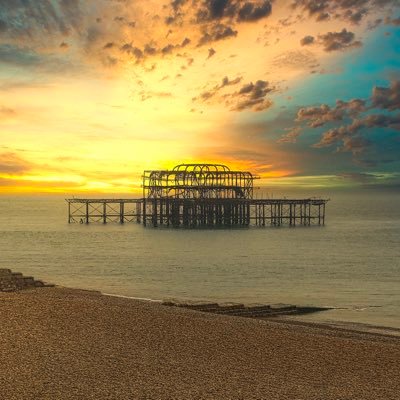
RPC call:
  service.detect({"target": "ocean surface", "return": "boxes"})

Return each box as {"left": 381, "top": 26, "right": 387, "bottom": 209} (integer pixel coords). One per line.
{"left": 1, "top": 190, "right": 399, "bottom": 329}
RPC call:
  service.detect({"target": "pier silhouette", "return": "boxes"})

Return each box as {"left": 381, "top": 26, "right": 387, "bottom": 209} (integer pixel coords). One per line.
{"left": 67, "top": 163, "right": 328, "bottom": 227}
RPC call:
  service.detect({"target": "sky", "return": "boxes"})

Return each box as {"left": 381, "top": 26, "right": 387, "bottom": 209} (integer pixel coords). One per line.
{"left": 0, "top": 0, "right": 399, "bottom": 194}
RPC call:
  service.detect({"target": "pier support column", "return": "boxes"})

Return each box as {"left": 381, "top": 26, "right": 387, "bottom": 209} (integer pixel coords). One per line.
{"left": 119, "top": 202, "right": 124, "bottom": 224}
{"left": 85, "top": 202, "right": 89, "bottom": 224}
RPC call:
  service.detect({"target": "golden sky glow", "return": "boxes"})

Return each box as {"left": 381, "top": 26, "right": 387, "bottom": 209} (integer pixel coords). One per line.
{"left": 1, "top": 0, "right": 399, "bottom": 193}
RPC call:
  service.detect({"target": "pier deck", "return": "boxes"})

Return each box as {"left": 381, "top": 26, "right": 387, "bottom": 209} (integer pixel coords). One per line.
{"left": 66, "top": 197, "right": 328, "bottom": 227}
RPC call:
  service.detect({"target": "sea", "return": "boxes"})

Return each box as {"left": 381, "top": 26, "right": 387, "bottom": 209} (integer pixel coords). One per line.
{"left": 1, "top": 189, "right": 399, "bottom": 330}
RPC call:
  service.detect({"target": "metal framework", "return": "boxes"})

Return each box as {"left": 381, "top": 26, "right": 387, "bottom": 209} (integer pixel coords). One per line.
{"left": 66, "top": 163, "right": 329, "bottom": 228}
{"left": 142, "top": 163, "right": 257, "bottom": 200}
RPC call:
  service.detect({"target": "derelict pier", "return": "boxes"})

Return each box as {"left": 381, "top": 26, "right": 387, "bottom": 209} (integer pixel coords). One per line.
{"left": 66, "top": 163, "right": 328, "bottom": 227}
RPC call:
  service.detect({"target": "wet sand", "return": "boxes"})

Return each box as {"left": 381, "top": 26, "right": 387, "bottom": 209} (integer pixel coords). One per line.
{"left": 1, "top": 287, "right": 399, "bottom": 399}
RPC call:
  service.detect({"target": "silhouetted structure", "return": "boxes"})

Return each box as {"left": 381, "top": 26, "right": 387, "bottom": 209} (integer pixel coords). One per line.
{"left": 67, "top": 163, "right": 328, "bottom": 227}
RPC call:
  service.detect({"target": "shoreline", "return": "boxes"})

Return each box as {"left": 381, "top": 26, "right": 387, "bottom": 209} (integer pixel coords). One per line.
{"left": 2, "top": 266, "right": 399, "bottom": 336}
{"left": 98, "top": 289, "right": 400, "bottom": 338}
{"left": 1, "top": 286, "right": 399, "bottom": 399}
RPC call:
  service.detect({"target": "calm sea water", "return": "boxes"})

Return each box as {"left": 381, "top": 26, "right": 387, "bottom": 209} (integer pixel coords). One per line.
{"left": 1, "top": 190, "right": 399, "bottom": 329}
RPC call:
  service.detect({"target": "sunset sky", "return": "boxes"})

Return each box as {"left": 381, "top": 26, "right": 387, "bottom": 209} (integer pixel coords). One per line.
{"left": 1, "top": 0, "right": 399, "bottom": 194}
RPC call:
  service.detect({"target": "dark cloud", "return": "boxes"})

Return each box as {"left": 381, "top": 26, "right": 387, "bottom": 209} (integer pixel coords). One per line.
{"left": 195, "top": 0, "right": 272, "bottom": 23}
{"left": 356, "top": 113, "right": 400, "bottom": 130}
{"left": 220, "top": 76, "right": 242, "bottom": 88}
{"left": 196, "top": 0, "right": 236, "bottom": 22}
{"left": 161, "top": 44, "right": 175, "bottom": 54}
{"left": 297, "top": 99, "right": 366, "bottom": 127}
{"left": 207, "top": 47, "right": 216, "bottom": 58}
{"left": 181, "top": 37, "right": 191, "bottom": 47}
{"left": 103, "top": 42, "right": 115, "bottom": 49}
{"left": 0, "top": 152, "right": 31, "bottom": 175}
{"left": 120, "top": 43, "right": 143, "bottom": 60}
{"left": 300, "top": 35, "right": 314, "bottom": 46}
{"left": 193, "top": 75, "right": 242, "bottom": 102}
{"left": 318, "top": 29, "right": 362, "bottom": 52}
{"left": 198, "top": 23, "right": 238, "bottom": 46}
{"left": 118, "top": 37, "right": 192, "bottom": 61}
{"left": 232, "top": 80, "right": 274, "bottom": 111}
{"left": 372, "top": 80, "right": 400, "bottom": 111}
{"left": 237, "top": 1, "right": 272, "bottom": 22}
{"left": 170, "top": 0, "right": 189, "bottom": 12}
{"left": 144, "top": 44, "right": 157, "bottom": 55}
{"left": 164, "top": 0, "right": 190, "bottom": 25}
{"left": 294, "top": 81, "right": 400, "bottom": 159}
{"left": 314, "top": 113, "right": 400, "bottom": 153}
{"left": 339, "top": 136, "right": 371, "bottom": 154}
{"left": 292, "top": 0, "right": 398, "bottom": 25}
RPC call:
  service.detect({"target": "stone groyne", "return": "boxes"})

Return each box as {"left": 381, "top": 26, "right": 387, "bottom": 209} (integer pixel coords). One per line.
{"left": 162, "top": 299, "right": 330, "bottom": 318}
{"left": 0, "top": 269, "right": 54, "bottom": 292}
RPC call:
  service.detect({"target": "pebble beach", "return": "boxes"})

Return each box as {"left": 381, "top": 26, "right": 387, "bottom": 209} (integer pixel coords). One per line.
{"left": 1, "top": 286, "right": 399, "bottom": 400}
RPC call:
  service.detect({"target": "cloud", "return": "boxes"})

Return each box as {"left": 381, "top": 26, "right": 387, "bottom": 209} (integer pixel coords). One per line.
{"left": 293, "top": 81, "right": 400, "bottom": 159}
{"left": 231, "top": 80, "right": 274, "bottom": 111}
{"left": 196, "top": 0, "right": 236, "bottom": 22}
{"left": 313, "top": 113, "right": 400, "bottom": 153}
{"left": 318, "top": 29, "right": 362, "bottom": 52}
{"left": 0, "top": 0, "right": 83, "bottom": 40}
{"left": 0, "top": 152, "right": 32, "bottom": 175}
{"left": 198, "top": 23, "right": 238, "bottom": 46}
{"left": 297, "top": 99, "right": 366, "bottom": 127}
{"left": 207, "top": 47, "right": 216, "bottom": 58}
{"left": 195, "top": 0, "right": 272, "bottom": 23}
{"left": 193, "top": 75, "right": 242, "bottom": 102}
{"left": 237, "top": 1, "right": 272, "bottom": 22}
{"left": 117, "top": 36, "right": 192, "bottom": 62}
{"left": 120, "top": 43, "right": 144, "bottom": 60}
{"left": 139, "top": 91, "right": 173, "bottom": 101}
{"left": 292, "top": 0, "right": 398, "bottom": 24}
{"left": 194, "top": 76, "right": 272, "bottom": 112}
{"left": 0, "top": 19, "right": 7, "bottom": 32}
{"left": 220, "top": 76, "right": 242, "bottom": 88}
{"left": 0, "top": 43, "right": 83, "bottom": 74}
{"left": 300, "top": 35, "right": 314, "bottom": 46}
{"left": 272, "top": 50, "right": 318, "bottom": 71}
{"left": 0, "top": 106, "right": 16, "bottom": 118}
{"left": 103, "top": 42, "right": 115, "bottom": 50}
{"left": 336, "top": 172, "right": 385, "bottom": 183}
{"left": 0, "top": 44, "right": 44, "bottom": 67}
{"left": 277, "top": 127, "right": 301, "bottom": 143}
{"left": 385, "top": 16, "right": 400, "bottom": 26}
{"left": 372, "top": 80, "right": 400, "bottom": 111}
